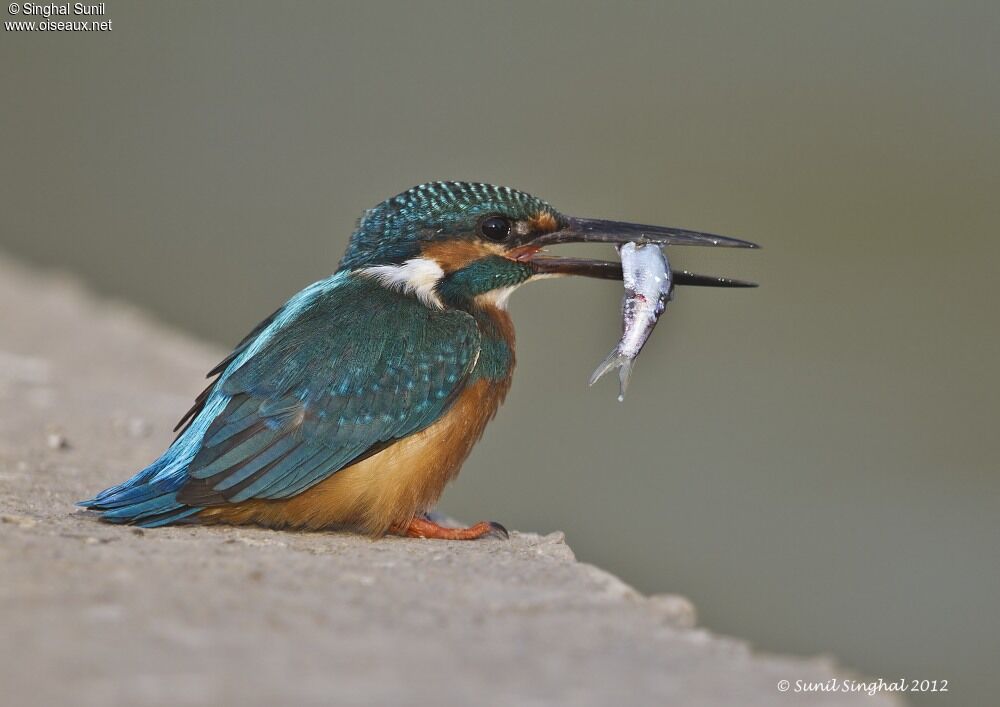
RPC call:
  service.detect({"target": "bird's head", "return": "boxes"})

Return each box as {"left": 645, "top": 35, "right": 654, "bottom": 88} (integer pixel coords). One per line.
{"left": 342, "top": 181, "right": 757, "bottom": 309}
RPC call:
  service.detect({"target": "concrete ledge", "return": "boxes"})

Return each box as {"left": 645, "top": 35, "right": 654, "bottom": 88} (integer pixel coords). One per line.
{"left": 0, "top": 257, "right": 896, "bottom": 706}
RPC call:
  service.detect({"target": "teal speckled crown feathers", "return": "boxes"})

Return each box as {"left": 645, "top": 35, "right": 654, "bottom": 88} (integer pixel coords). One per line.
{"left": 339, "top": 181, "right": 558, "bottom": 269}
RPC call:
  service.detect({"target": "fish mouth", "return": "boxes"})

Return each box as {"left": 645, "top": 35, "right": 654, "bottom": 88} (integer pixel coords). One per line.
{"left": 513, "top": 216, "right": 760, "bottom": 288}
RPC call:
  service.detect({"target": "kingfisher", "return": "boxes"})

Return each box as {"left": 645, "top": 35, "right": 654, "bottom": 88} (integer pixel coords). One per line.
{"left": 81, "top": 182, "right": 757, "bottom": 540}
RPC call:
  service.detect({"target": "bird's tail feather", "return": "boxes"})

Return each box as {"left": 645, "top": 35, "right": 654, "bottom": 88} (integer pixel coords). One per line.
{"left": 79, "top": 452, "right": 202, "bottom": 527}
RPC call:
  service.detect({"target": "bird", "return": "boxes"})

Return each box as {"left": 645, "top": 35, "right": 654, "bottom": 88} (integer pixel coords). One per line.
{"left": 81, "top": 182, "right": 757, "bottom": 540}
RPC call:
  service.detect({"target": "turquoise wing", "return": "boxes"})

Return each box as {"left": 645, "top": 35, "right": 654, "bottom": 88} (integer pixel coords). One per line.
{"left": 177, "top": 276, "right": 481, "bottom": 506}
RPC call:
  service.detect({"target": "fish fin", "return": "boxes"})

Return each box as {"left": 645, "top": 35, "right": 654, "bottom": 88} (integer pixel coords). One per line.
{"left": 589, "top": 350, "right": 628, "bottom": 387}
{"left": 616, "top": 359, "right": 635, "bottom": 402}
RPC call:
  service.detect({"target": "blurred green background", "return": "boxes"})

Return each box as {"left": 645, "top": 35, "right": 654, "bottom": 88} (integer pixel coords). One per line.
{"left": 2, "top": 1, "right": 997, "bottom": 704}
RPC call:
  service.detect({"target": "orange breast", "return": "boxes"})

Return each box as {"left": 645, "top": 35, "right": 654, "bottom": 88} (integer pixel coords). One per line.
{"left": 197, "top": 376, "right": 511, "bottom": 535}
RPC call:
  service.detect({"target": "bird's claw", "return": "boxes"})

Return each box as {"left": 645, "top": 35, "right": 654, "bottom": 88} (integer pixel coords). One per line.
{"left": 487, "top": 521, "right": 509, "bottom": 540}
{"left": 393, "top": 516, "right": 510, "bottom": 541}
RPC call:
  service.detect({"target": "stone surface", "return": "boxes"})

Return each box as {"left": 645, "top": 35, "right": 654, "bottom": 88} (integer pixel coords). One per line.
{"left": 0, "top": 258, "right": 897, "bottom": 706}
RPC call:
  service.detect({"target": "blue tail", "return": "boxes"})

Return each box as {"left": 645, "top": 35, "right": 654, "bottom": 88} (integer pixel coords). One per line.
{"left": 78, "top": 395, "right": 229, "bottom": 527}
{"left": 79, "top": 450, "right": 203, "bottom": 527}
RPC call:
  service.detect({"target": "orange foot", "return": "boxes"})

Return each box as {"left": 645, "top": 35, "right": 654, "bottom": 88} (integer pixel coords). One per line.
{"left": 392, "top": 516, "right": 509, "bottom": 540}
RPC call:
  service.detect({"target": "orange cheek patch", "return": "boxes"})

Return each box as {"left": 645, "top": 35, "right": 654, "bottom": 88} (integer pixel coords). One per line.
{"left": 421, "top": 241, "right": 502, "bottom": 272}
{"left": 529, "top": 211, "right": 558, "bottom": 233}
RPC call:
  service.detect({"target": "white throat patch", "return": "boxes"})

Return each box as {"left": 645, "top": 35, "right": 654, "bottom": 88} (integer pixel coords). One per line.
{"left": 474, "top": 273, "right": 556, "bottom": 310}
{"left": 358, "top": 258, "right": 445, "bottom": 309}
{"left": 475, "top": 285, "right": 520, "bottom": 311}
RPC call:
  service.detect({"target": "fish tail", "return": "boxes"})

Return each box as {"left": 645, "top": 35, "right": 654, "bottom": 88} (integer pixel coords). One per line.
{"left": 590, "top": 350, "right": 635, "bottom": 403}
{"left": 589, "top": 350, "right": 623, "bottom": 386}
{"left": 616, "top": 359, "right": 635, "bottom": 402}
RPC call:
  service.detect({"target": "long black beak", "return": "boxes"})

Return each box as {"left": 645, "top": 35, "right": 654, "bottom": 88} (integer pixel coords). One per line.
{"left": 532, "top": 217, "right": 760, "bottom": 250}
{"left": 529, "top": 258, "right": 757, "bottom": 287}
{"left": 523, "top": 217, "right": 759, "bottom": 287}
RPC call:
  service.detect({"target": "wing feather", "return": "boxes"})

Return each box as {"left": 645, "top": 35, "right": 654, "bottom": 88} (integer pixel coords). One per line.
{"left": 176, "top": 277, "right": 480, "bottom": 507}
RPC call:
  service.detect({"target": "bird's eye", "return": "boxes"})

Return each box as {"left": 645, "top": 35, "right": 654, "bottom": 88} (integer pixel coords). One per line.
{"left": 479, "top": 216, "right": 511, "bottom": 242}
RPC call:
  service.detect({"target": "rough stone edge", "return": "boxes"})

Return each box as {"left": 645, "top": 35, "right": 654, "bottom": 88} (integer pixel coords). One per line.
{"left": 0, "top": 254, "right": 902, "bottom": 705}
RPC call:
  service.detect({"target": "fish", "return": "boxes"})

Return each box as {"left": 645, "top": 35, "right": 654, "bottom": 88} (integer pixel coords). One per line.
{"left": 589, "top": 242, "right": 673, "bottom": 401}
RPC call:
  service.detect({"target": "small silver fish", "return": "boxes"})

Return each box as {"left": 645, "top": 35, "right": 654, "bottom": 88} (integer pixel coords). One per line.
{"left": 589, "top": 242, "right": 673, "bottom": 401}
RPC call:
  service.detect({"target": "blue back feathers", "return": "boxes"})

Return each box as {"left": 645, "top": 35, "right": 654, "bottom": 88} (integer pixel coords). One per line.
{"left": 82, "top": 274, "right": 493, "bottom": 525}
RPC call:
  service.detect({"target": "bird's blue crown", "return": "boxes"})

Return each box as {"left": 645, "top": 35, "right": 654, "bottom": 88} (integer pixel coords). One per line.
{"left": 339, "top": 181, "right": 557, "bottom": 269}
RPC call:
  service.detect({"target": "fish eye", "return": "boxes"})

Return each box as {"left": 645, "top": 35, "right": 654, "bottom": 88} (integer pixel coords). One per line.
{"left": 479, "top": 216, "right": 511, "bottom": 242}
